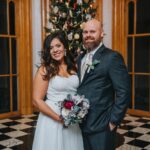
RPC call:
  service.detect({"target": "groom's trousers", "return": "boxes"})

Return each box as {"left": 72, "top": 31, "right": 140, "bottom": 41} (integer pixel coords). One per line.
{"left": 82, "top": 128, "right": 116, "bottom": 150}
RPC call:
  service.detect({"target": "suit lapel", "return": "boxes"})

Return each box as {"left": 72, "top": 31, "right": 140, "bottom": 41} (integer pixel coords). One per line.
{"left": 80, "top": 44, "right": 106, "bottom": 84}
{"left": 92, "top": 44, "right": 105, "bottom": 61}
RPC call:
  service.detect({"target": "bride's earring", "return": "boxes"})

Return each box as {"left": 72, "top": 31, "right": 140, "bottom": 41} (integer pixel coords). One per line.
{"left": 64, "top": 49, "right": 66, "bottom": 56}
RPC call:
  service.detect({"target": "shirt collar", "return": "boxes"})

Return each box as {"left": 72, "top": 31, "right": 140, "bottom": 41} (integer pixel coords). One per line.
{"left": 88, "top": 42, "right": 103, "bottom": 56}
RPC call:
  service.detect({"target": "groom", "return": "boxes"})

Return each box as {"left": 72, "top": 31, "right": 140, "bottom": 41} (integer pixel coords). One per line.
{"left": 77, "top": 19, "right": 131, "bottom": 150}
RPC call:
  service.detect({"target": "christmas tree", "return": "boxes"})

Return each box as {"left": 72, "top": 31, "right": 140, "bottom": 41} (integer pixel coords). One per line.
{"left": 46, "top": 0, "right": 97, "bottom": 56}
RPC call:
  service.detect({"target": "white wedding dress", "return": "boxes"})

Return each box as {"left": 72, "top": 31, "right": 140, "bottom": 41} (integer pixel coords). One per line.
{"left": 32, "top": 75, "right": 84, "bottom": 150}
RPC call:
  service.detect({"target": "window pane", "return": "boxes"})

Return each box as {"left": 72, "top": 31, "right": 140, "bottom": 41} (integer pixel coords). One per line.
{"left": 0, "top": 38, "right": 10, "bottom": 74}
{"left": 12, "top": 38, "right": 17, "bottom": 74}
{"left": 128, "top": 2, "right": 134, "bottom": 34}
{"left": 127, "top": 37, "right": 132, "bottom": 72}
{"left": 136, "top": 0, "right": 150, "bottom": 33}
{"left": 135, "top": 36, "right": 150, "bottom": 72}
{"left": 129, "top": 75, "right": 132, "bottom": 109}
{"left": 0, "top": 77, "right": 10, "bottom": 113}
{"left": 0, "top": 0, "right": 8, "bottom": 34}
{"left": 135, "top": 75, "right": 150, "bottom": 111}
{"left": 9, "top": 1, "right": 15, "bottom": 35}
{"left": 13, "top": 76, "right": 18, "bottom": 111}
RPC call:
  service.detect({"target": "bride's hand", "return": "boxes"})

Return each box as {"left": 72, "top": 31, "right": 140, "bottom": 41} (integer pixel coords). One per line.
{"left": 55, "top": 115, "right": 64, "bottom": 124}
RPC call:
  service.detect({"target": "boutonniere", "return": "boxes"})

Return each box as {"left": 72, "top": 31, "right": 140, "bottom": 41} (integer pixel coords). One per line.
{"left": 86, "top": 59, "right": 100, "bottom": 73}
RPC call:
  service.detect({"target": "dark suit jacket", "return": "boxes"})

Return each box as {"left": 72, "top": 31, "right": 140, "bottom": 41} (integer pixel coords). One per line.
{"left": 77, "top": 45, "right": 131, "bottom": 134}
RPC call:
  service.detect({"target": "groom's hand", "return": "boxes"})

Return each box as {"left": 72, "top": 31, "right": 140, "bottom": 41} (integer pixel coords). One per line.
{"left": 109, "top": 122, "right": 116, "bottom": 131}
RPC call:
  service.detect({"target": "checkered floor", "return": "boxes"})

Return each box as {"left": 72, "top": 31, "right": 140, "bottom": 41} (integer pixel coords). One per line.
{"left": 0, "top": 113, "right": 150, "bottom": 150}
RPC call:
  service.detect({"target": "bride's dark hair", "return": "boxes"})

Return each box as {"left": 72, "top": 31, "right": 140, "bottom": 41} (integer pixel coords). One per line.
{"left": 41, "top": 30, "right": 77, "bottom": 80}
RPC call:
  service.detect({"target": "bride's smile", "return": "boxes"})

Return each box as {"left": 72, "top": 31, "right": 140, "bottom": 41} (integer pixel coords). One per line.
{"left": 50, "top": 38, "right": 65, "bottom": 62}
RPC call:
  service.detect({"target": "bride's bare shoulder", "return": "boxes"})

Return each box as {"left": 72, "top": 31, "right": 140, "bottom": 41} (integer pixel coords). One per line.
{"left": 37, "top": 66, "right": 47, "bottom": 76}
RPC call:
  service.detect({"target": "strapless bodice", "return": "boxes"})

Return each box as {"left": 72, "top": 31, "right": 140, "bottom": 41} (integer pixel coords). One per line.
{"left": 46, "top": 75, "right": 79, "bottom": 102}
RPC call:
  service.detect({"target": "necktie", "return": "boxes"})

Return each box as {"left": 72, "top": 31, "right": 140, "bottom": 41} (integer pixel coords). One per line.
{"left": 81, "top": 53, "right": 93, "bottom": 81}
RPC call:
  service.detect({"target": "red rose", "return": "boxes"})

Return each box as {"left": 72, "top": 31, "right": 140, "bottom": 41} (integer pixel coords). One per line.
{"left": 64, "top": 101, "right": 74, "bottom": 109}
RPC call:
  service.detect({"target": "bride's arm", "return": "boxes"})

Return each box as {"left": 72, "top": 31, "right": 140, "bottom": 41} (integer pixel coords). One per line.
{"left": 32, "top": 66, "right": 62, "bottom": 123}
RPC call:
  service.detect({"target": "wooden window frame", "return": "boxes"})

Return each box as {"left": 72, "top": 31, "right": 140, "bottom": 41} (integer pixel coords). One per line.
{"left": 0, "top": 0, "right": 33, "bottom": 118}
{"left": 112, "top": 0, "right": 150, "bottom": 117}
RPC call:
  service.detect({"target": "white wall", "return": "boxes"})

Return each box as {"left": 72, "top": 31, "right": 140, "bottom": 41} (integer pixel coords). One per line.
{"left": 102, "top": 0, "right": 112, "bottom": 49}
{"left": 32, "top": 0, "right": 42, "bottom": 77}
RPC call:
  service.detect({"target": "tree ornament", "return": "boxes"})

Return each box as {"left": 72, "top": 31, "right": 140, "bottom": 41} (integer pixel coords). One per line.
{"left": 53, "top": 6, "right": 59, "bottom": 13}
{"left": 62, "top": 12, "right": 67, "bottom": 18}
{"left": 68, "top": 32, "right": 73, "bottom": 41}
{"left": 74, "top": 33, "right": 80, "bottom": 40}
{"left": 65, "top": 2, "right": 69, "bottom": 7}
{"left": 73, "top": 3, "right": 77, "bottom": 10}
{"left": 77, "top": 0, "right": 82, "bottom": 4}
{"left": 86, "top": 14, "right": 92, "bottom": 20}
{"left": 83, "top": 0, "right": 89, "bottom": 3}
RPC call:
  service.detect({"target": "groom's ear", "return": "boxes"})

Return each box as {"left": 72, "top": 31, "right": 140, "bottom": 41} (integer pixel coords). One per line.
{"left": 100, "top": 29, "right": 104, "bottom": 38}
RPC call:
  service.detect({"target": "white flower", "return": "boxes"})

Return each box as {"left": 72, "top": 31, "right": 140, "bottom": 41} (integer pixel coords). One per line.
{"left": 47, "top": 22, "right": 53, "bottom": 29}
{"left": 61, "top": 108, "right": 70, "bottom": 117}
{"left": 77, "top": 110, "right": 86, "bottom": 118}
{"left": 68, "top": 32, "right": 73, "bottom": 41}
{"left": 69, "top": 10, "right": 73, "bottom": 17}
{"left": 53, "top": 6, "right": 59, "bottom": 13}
{"left": 77, "top": 0, "right": 82, "bottom": 4}
{"left": 86, "top": 14, "right": 92, "bottom": 20}
{"left": 62, "top": 12, "right": 67, "bottom": 18}
{"left": 63, "top": 22, "right": 68, "bottom": 30}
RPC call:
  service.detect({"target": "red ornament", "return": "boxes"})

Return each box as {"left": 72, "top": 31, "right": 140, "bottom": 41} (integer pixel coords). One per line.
{"left": 73, "top": 3, "right": 77, "bottom": 10}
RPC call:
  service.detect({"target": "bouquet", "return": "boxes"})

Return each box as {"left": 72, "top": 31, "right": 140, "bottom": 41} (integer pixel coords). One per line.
{"left": 58, "top": 94, "right": 90, "bottom": 127}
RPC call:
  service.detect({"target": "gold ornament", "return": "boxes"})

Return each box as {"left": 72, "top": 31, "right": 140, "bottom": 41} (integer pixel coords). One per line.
{"left": 83, "top": 0, "right": 89, "bottom": 3}
{"left": 91, "top": 2, "right": 97, "bottom": 9}
{"left": 74, "top": 33, "right": 80, "bottom": 40}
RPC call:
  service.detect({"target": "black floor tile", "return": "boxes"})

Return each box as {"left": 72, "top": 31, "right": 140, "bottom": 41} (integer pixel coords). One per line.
{"left": 147, "top": 132, "right": 150, "bottom": 135}
{"left": 136, "top": 119, "right": 150, "bottom": 123}
{"left": 121, "top": 120, "right": 131, "bottom": 124}
{"left": 120, "top": 125, "right": 136, "bottom": 130}
{"left": 3, "top": 121, "right": 20, "bottom": 126}
{"left": 123, "top": 131, "right": 143, "bottom": 138}
{"left": 33, "top": 112, "right": 39, "bottom": 115}
{"left": 140, "top": 124, "right": 150, "bottom": 129}
{"left": 127, "top": 139, "right": 150, "bottom": 148}
{"left": 0, "top": 127, "right": 16, "bottom": 133}
{"left": 0, "top": 144, "right": 5, "bottom": 149}
{"left": 0, "top": 134, "right": 11, "bottom": 140}
{"left": 16, "top": 134, "right": 34, "bottom": 150}
{"left": 11, "top": 143, "right": 31, "bottom": 150}
{"left": 22, "top": 127, "right": 35, "bottom": 134}
{"left": 25, "top": 121, "right": 37, "bottom": 126}
{"left": 115, "top": 133, "right": 125, "bottom": 148}
{"left": 29, "top": 116, "right": 38, "bottom": 120}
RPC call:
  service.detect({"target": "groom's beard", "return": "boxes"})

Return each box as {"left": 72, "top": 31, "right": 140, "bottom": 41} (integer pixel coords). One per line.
{"left": 83, "top": 37, "right": 100, "bottom": 52}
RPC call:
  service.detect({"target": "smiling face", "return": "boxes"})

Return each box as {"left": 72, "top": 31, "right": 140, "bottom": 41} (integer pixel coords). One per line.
{"left": 82, "top": 19, "right": 104, "bottom": 51}
{"left": 50, "top": 38, "right": 65, "bottom": 62}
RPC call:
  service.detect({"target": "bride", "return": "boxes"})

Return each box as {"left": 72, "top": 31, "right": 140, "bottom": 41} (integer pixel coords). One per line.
{"left": 32, "top": 31, "right": 84, "bottom": 150}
